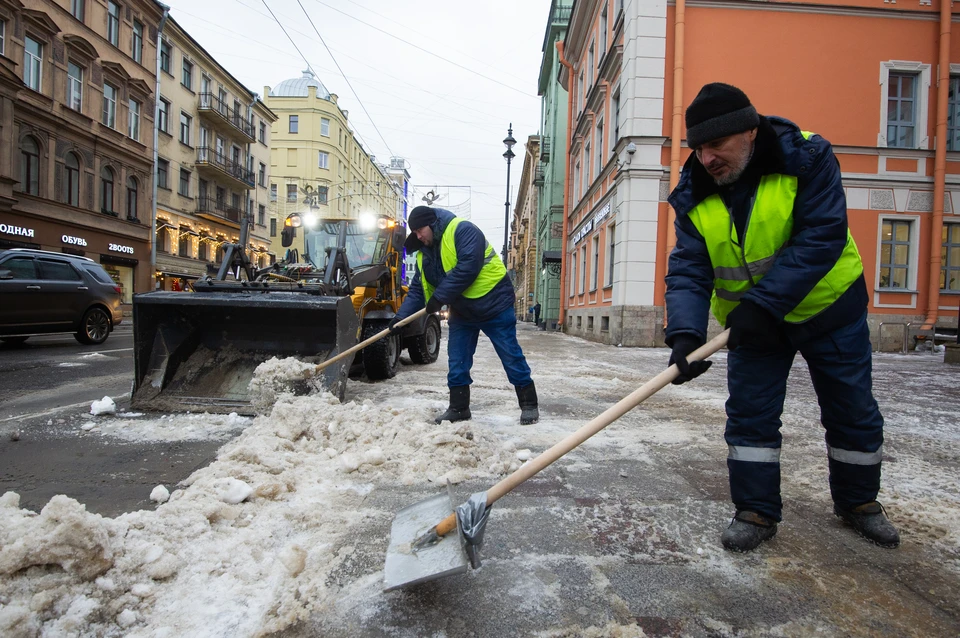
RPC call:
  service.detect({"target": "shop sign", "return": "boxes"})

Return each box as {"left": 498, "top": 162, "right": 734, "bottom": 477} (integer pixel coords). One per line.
{"left": 109, "top": 242, "right": 135, "bottom": 255}
{"left": 62, "top": 234, "right": 88, "bottom": 247}
{"left": 593, "top": 201, "right": 611, "bottom": 227}
{"left": 573, "top": 219, "right": 592, "bottom": 245}
{"left": 0, "top": 223, "right": 35, "bottom": 238}
{"left": 573, "top": 201, "right": 612, "bottom": 245}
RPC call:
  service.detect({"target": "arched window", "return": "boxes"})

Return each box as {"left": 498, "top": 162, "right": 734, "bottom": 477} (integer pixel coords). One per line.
{"left": 126, "top": 176, "right": 138, "bottom": 220}
{"left": 100, "top": 166, "right": 114, "bottom": 214}
{"left": 64, "top": 152, "right": 80, "bottom": 206}
{"left": 20, "top": 136, "right": 40, "bottom": 195}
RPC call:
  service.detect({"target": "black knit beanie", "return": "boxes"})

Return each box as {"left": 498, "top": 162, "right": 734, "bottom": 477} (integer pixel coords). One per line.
{"left": 685, "top": 83, "right": 759, "bottom": 149}
{"left": 407, "top": 206, "right": 437, "bottom": 230}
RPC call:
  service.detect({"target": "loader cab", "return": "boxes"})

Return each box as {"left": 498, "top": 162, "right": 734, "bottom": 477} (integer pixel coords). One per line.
{"left": 282, "top": 212, "right": 401, "bottom": 272}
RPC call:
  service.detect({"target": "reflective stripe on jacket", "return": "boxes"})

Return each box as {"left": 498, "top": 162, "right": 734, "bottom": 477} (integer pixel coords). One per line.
{"left": 686, "top": 131, "right": 864, "bottom": 326}
{"left": 417, "top": 217, "right": 507, "bottom": 301}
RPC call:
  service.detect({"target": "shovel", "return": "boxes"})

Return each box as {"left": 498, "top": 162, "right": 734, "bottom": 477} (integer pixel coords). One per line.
{"left": 383, "top": 329, "right": 729, "bottom": 591}
{"left": 303, "top": 309, "right": 427, "bottom": 379}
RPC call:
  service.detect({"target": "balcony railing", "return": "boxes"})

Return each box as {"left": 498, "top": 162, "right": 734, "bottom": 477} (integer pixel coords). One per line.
{"left": 541, "top": 137, "right": 551, "bottom": 163}
{"left": 196, "top": 147, "right": 255, "bottom": 188}
{"left": 197, "top": 196, "right": 242, "bottom": 225}
{"left": 552, "top": 5, "right": 571, "bottom": 24}
{"left": 197, "top": 93, "right": 256, "bottom": 140}
{"left": 533, "top": 164, "right": 545, "bottom": 186}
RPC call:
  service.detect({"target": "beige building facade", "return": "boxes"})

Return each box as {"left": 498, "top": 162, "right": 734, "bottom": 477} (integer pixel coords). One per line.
{"left": 511, "top": 135, "right": 540, "bottom": 322}
{"left": 0, "top": 0, "right": 164, "bottom": 302}
{"left": 154, "top": 17, "right": 276, "bottom": 290}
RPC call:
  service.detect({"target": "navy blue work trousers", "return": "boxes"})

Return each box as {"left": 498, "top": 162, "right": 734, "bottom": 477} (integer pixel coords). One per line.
{"left": 725, "top": 311, "right": 884, "bottom": 521}
{"left": 447, "top": 306, "right": 532, "bottom": 388}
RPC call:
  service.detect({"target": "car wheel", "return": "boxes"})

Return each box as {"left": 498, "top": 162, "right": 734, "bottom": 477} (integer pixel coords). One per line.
{"left": 408, "top": 315, "right": 442, "bottom": 364}
{"left": 75, "top": 307, "right": 111, "bottom": 345}
{"left": 0, "top": 336, "right": 29, "bottom": 346}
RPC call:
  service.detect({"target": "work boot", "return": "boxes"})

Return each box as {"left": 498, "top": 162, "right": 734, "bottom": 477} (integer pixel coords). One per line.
{"left": 721, "top": 510, "right": 778, "bottom": 552}
{"left": 834, "top": 501, "right": 900, "bottom": 548}
{"left": 515, "top": 382, "right": 539, "bottom": 425}
{"left": 435, "top": 385, "right": 471, "bottom": 424}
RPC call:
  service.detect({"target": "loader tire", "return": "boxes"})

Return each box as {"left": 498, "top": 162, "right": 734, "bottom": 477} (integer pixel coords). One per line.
{"left": 363, "top": 320, "right": 401, "bottom": 380}
{"left": 408, "top": 315, "right": 441, "bottom": 365}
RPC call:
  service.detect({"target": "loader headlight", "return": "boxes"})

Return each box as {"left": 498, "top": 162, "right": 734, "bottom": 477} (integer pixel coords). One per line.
{"left": 285, "top": 213, "right": 302, "bottom": 228}
{"left": 303, "top": 212, "right": 317, "bottom": 228}
{"left": 359, "top": 212, "right": 376, "bottom": 231}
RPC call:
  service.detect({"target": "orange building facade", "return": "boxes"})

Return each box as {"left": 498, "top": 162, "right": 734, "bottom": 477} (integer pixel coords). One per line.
{"left": 558, "top": 0, "right": 957, "bottom": 350}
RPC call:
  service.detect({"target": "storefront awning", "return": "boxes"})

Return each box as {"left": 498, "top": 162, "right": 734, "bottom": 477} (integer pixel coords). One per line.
{"left": 541, "top": 250, "right": 562, "bottom": 266}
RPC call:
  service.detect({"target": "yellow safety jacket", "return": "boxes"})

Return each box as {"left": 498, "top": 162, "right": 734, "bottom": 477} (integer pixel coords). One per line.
{"left": 686, "top": 131, "right": 864, "bottom": 326}
{"left": 417, "top": 217, "right": 507, "bottom": 301}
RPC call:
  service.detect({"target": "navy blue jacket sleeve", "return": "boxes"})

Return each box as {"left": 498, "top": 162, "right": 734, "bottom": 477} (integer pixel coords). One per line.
{"left": 664, "top": 213, "right": 714, "bottom": 345}
{"left": 394, "top": 266, "right": 425, "bottom": 320}
{"left": 430, "top": 222, "right": 486, "bottom": 304}
{"left": 745, "top": 136, "right": 848, "bottom": 320}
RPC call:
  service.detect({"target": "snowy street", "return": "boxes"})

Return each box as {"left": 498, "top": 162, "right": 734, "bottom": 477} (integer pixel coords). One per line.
{"left": 2, "top": 323, "right": 960, "bottom": 637}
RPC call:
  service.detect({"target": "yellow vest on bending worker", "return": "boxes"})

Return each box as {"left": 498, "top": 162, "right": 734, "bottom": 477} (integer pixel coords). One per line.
{"left": 686, "top": 130, "right": 864, "bottom": 327}
{"left": 417, "top": 217, "right": 507, "bottom": 301}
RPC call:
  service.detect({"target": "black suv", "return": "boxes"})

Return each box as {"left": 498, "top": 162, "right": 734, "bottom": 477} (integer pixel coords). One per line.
{"left": 0, "top": 248, "right": 123, "bottom": 345}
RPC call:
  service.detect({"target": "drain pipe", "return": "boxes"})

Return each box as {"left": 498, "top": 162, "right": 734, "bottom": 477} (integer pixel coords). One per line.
{"left": 150, "top": 3, "right": 171, "bottom": 290}
{"left": 922, "top": 0, "right": 952, "bottom": 331}
{"left": 557, "top": 40, "right": 575, "bottom": 329}
{"left": 664, "top": 0, "right": 686, "bottom": 327}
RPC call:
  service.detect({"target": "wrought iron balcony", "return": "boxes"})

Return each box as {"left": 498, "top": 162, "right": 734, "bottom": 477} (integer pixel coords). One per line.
{"left": 533, "top": 164, "right": 545, "bottom": 187}
{"left": 197, "top": 93, "right": 256, "bottom": 141}
{"left": 196, "top": 196, "right": 242, "bottom": 228}
{"left": 552, "top": 5, "right": 571, "bottom": 24}
{"left": 541, "top": 137, "right": 551, "bottom": 163}
{"left": 195, "top": 147, "right": 255, "bottom": 190}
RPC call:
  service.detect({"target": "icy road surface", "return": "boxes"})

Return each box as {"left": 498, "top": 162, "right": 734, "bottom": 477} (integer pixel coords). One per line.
{"left": 1, "top": 324, "right": 959, "bottom": 637}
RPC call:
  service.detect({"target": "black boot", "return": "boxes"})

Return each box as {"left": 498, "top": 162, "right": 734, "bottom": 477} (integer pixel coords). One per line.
{"left": 721, "top": 510, "right": 778, "bottom": 552}
{"left": 515, "top": 382, "right": 539, "bottom": 425}
{"left": 834, "top": 501, "right": 900, "bottom": 548}
{"left": 435, "top": 386, "right": 471, "bottom": 424}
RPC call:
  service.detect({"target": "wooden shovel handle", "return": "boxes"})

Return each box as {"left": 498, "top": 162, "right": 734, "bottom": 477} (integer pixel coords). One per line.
{"left": 429, "top": 329, "right": 730, "bottom": 538}
{"left": 308, "top": 308, "right": 428, "bottom": 377}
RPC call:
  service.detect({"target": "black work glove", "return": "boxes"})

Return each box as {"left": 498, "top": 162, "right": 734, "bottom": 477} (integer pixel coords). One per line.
{"left": 726, "top": 300, "right": 782, "bottom": 351}
{"left": 425, "top": 297, "right": 443, "bottom": 315}
{"left": 669, "top": 335, "right": 712, "bottom": 385}
{"left": 387, "top": 316, "right": 402, "bottom": 334}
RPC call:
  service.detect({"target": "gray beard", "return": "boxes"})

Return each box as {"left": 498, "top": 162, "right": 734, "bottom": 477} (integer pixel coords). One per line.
{"left": 712, "top": 143, "right": 755, "bottom": 186}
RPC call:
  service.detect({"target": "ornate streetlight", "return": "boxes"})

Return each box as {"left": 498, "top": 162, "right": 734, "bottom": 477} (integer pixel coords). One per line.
{"left": 502, "top": 124, "right": 517, "bottom": 264}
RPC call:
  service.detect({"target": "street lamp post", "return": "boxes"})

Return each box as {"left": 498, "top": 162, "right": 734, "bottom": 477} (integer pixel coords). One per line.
{"left": 502, "top": 124, "right": 517, "bottom": 265}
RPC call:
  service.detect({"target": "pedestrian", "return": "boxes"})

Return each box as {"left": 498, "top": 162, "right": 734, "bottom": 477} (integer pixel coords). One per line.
{"left": 665, "top": 82, "right": 899, "bottom": 552}
{"left": 534, "top": 302, "right": 541, "bottom": 327}
{"left": 390, "top": 205, "right": 539, "bottom": 425}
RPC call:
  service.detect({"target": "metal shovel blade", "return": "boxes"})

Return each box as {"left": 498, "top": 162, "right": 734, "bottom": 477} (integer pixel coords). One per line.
{"left": 383, "top": 486, "right": 468, "bottom": 592}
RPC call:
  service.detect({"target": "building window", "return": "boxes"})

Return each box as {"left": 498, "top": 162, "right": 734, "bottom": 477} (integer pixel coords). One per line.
{"left": 942, "top": 223, "right": 960, "bottom": 291}
{"left": 879, "top": 219, "right": 912, "bottom": 289}
{"left": 100, "top": 166, "right": 115, "bottom": 213}
{"left": 158, "top": 98, "right": 170, "bottom": 133}
{"left": 600, "top": 6, "right": 608, "bottom": 53}
{"left": 160, "top": 41, "right": 171, "bottom": 74}
{"left": 71, "top": 0, "right": 84, "bottom": 21}
{"left": 0, "top": 21, "right": 5, "bottom": 56}
{"left": 258, "top": 204, "right": 266, "bottom": 226}
{"left": 198, "top": 237, "right": 208, "bottom": 261}
{"left": 157, "top": 158, "right": 168, "bottom": 189}
{"left": 126, "top": 176, "right": 138, "bottom": 219}
{"left": 286, "top": 184, "right": 297, "bottom": 202}
{"left": 23, "top": 36, "right": 42, "bottom": 92}
{"left": 270, "top": 218, "right": 277, "bottom": 237}
{"left": 318, "top": 151, "right": 329, "bottom": 169}
{"left": 179, "top": 231, "right": 191, "bottom": 258}
{"left": 270, "top": 184, "right": 277, "bottom": 202}
{"left": 583, "top": 143, "right": 591, "bottom": 191}
{"left": 20, "top": 136, "right": 40, "bottom": 196}
{"left": 107, "top": 1, "right": 120, "bottom": 46}
{"left": 67, "top": 62, "right": 83, "bottom": 111}
{"left": 591, "top": 235, "right": 599, "bottom": 291}
{"left": 948, "top": 76, "right": 960, "bottom": 152}
{"left": 258, "top": 162, "right": 266, "bottom": 187}
{"left": 289, "top": 115, "right": 298, "bottom": 134}
{"left": 132, "top": 21, "right": 143, "bottom": 64}
{"left": 587, "top": 43, "right": 594, "bottom": 88}
{"left": 178, "top": 168, "right": 190, "bottom": 197}
{"left": 606, "top": 223, "right": 615, "bottom": 287}
{"left": 259, "top": 121, "right": 267, "bottom": 144}
{"left": 64, "top": 152, "right": 81, "bottom": 206}
{"left": 577, "top": 72, "right": 584, "bottom": 113}
{"left": 569, "top": 254, "right": 576, "bottom": 296}
{"left": 612, "top": 89, "right": 620, "bottom": 148}
{"left": 181, "top": 58, "right": 193, "bottom": 90}
{"left": 579, "top": 246, "right": 587, "bottom": 294}
{"left": 886, "top": 73, "right": 916, "bottom": 149}
{"left": 102, "top": 83, "right": 117, "bottom": 128}
{"left": 179, "top": 112, "right": 192, "bottom": 145}
{"left": 321, "top": 118, "right": 330, "bottom": 136}
{"left": 317, "top": 185, "right": 328, "bottom": 205}
{"left": 128, "top": 99, "right": 140, "bottom": 140}
{"left": 595, "top": 120, "right": 604, "bottom": 173}
{"left": 574, "top": 161, "right": 580, "bottom": 202}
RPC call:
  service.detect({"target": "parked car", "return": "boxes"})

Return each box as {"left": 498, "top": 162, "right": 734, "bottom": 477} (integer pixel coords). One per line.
{"left": 0, "top": 248, "right": 123, "bottom": 345}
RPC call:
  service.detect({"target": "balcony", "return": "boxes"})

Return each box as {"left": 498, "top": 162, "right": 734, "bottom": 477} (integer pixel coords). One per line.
{"left": 196, "top": 196, "right": 242, "bottom": 229}
{"left": 552, "top": 5, "right": 571, "bottom": 24}
{"left": 540, "top": 137, "right": 551, "bottom": 164}
{"left": 195, "top": 147, "right": 255, "bottom": 190}
{"left": 197, "top": 93, "right": 256, "bottom": 141}
{"left": 533, "top": 164, "right": 545, "bottom": 187}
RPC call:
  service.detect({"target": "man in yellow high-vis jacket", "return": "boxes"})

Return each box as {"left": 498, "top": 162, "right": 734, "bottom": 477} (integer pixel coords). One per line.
{"left": 390, "top": 206, "right": 538, "bottom": 425}
{"left": 665, "top": 83, "right": 898, "bottom": 552}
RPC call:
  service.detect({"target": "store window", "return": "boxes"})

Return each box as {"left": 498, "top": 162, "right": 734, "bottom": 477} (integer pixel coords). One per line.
{"left": 942, "top": 223, "right": 960, "bottom": 291}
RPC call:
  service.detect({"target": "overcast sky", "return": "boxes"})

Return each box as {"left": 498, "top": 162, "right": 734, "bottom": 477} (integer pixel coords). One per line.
{"left": 164, "top": 0, "right": 552, "bottom": 243}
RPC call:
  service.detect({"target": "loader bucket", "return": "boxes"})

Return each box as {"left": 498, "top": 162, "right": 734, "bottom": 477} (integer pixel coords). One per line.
{"left": 131, "top": 290, "right": 359, "bottom": 415}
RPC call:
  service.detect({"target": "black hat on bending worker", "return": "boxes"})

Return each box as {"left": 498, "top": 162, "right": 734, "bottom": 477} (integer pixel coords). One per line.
{"left": 685, "top": 82, "right": 760, "bottom": 149}
{"left": 403, "top": 206, "right": 437, "bottom": 252}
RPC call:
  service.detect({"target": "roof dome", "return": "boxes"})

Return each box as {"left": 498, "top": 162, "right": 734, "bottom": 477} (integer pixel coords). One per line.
{"left": 269, "top": 69, "right": 331, "bottom": 99}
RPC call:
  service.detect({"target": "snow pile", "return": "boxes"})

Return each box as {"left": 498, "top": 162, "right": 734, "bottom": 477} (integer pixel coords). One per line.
{"left": 89, "top": 396, "right": 117, "bottom": 416}
{"left": 247, "top": 356, "right": 319, "bottom": 412}
{"left": 93, "top": 411, "right": 250, "bottom": 443}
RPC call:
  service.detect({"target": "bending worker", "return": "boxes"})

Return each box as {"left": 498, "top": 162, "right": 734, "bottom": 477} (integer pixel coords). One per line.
{"left": 665, "top": 83, "right": 899, "bottom": 552}
{"left": 390, "top": 205, "right": 539, "bottom": 425}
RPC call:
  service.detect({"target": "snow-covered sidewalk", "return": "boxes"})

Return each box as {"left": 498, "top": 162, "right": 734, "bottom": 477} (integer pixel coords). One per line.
{"left": 1, "top": 324, "right": 959, "bottom": 637}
